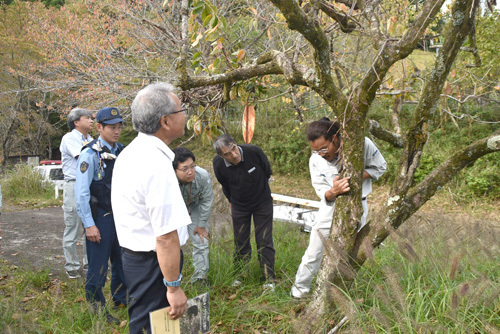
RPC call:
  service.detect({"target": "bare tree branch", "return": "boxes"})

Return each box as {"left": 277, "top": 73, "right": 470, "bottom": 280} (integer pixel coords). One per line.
{"left": 368, "top": 119, "right": 404, "bottom": 147}
{"left": 391, "top": 0, "right": 480, "bottom": 197}
{"left": 319, "top": 1, "right": 357, "bottom": 33}
{"left": 360, "top": 130, "right": 500, "bottom": 262}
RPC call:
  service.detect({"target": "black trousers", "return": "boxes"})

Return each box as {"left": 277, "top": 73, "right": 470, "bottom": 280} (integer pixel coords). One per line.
{"left": 121, "top": 249, "right": 183, "bottom": 334}
{"left": 231, "top": 200, "right": 275, "bottom": 281}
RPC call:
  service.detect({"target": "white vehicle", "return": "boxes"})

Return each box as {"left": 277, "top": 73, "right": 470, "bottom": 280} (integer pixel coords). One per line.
{"left": 33, "top": 160, "right": 65, "bottom": 189}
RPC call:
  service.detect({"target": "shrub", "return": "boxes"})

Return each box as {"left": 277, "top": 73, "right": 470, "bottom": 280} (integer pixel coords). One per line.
{"left": 263, "top": 123, "right": 310, "bottom": 175}
{"left": 2, "top": 164, "right": 54, "bottom": 202}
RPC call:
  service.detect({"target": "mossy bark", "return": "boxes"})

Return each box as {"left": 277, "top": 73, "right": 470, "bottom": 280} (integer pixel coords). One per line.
{"left": 173, "top": 1, "right": 493, "bottom": 332}
{"left": 299, "top": 2, "right": 481, "bottom": 333}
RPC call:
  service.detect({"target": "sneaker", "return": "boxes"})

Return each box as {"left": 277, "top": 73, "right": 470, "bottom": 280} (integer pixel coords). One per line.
{"left": 66, "top": 270, "right": 81, "bottom": 279}
{"left": 263, "top": 282, "right": 275, "bottom": 292}
{"left": 83, "top": 264, "right": 89, "bottom": 271}
{"left": 231, "top": 279, "right": 242, "bottom": 287}
{"left": 291, "top": 287, "right": 307, "bottom": 299}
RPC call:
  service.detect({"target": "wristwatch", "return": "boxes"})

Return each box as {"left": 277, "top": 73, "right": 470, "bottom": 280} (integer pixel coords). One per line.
{"left": 163, "top": 273, "right": 183, "bottom": 287}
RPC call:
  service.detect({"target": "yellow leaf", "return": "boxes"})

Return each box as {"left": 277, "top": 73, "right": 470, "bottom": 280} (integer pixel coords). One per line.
{"left": 248, "top": 7, "right": 257, "bottom": 15}
{"left": 216, "top": 38, "right": 223, "bottom": 50}
{"left": 237, "top": 49, "right": 245, "bottom": 62}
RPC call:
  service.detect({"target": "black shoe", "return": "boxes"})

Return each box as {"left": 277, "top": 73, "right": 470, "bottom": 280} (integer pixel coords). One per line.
{"left": 66, "top": 270, "right": 81, "bottom": 279}
{"left": 113, "top": 302, "right": 127, "bottom": 310}
{"left": 90, "top": 303, "right": 120, "bottom": 325}
{"left": 106, "top": 313, "right": 120, "bottom": 325}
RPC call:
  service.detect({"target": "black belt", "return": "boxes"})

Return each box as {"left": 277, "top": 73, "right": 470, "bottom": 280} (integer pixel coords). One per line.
{"left": 123, "top": 248, "right": 157, "bottom": 258}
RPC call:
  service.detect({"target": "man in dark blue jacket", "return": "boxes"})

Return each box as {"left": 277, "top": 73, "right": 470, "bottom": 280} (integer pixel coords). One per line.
{"left": 75, "top": 107, "right": 128, "bottom": 323}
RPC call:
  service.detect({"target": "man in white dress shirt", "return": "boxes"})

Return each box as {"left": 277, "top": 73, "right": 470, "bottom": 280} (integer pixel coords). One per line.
{"left": 60, "top": 108, "right": 93, "bottom": 279}
{"left": 112, "top": 82, "right": 191, "bottom": 334}
{"left": 291, "top": 117, "right": 387, "bottom": 299}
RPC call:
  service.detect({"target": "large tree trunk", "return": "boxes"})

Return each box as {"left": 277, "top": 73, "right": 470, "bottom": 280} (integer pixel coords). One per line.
{"left": 300, "top": 1, "right": 481, "bottom": 332}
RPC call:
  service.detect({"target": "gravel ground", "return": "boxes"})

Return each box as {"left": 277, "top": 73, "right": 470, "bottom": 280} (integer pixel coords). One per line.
{"left": 0, "top": 202, "right": 232, "bottom": 278}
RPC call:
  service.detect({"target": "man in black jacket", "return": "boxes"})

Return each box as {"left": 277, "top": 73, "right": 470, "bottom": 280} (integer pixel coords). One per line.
{"left": 212, "top": 134, "right": 275, "bottom": 290}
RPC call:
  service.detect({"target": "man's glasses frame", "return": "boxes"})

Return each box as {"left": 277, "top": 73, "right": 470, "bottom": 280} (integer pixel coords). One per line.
{"left": 177, "top": 164, "right": 196, "bottom": 173}
{"left": 312, "top": 148, "right": 329, "bottom": 155}
{"left": 171, "top": 108, "right": 188, "bottom": 116}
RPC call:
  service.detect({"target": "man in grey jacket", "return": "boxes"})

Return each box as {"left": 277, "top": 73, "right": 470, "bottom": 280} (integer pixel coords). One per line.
{"left": 173, "top": 147, "right": 214, "bottom": 286}
{"left": 291, "top": 117, "right": 387, "bottom": 299}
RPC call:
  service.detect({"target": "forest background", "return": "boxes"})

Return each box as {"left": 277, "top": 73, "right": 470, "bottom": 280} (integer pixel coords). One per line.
{"left": 0, "top": 0, "right": 500, "bottom": 333}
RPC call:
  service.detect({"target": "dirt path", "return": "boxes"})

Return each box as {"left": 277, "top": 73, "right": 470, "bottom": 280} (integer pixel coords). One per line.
{"left": 0, "top": 202, "right": 232, "bottom": 278}
{"left": 0, "top": 207, "right": 69, "bottom": 276}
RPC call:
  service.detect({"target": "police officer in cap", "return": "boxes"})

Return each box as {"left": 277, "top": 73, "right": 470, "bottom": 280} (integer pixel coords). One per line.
{"left": 75, "top": 107, "right": 128, "bottom": 323}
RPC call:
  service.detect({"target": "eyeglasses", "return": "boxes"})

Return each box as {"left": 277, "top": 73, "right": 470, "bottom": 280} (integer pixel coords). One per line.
{"left": 177, "top": 164, "right": 196, "bottom": 173}
{"left": 312, "top": 148, "right": 329, "bottom": 155}
{"left": 312, "top": 140, "right": 339, "bottom": 155}
{"left": 171, "top": 108, "right": 188, "bottom": 116}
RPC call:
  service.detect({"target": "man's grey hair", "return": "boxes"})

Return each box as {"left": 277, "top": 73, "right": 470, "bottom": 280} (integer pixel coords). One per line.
{"left": 67, "top": 108, "right": 92, "bottom": 130}
{"left": 131, "top": 82, "right": 177, "bottom": 134}
{"left": 213, "top": 134, "right": 237, "bottom": 155}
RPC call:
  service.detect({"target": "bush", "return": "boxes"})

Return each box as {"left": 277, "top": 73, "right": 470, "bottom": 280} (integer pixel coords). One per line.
{"left": 262, "top": 123, "right": 310, "bottom": 175}
{"left": 2, "top": 164, "right": 55, "bottom": 202}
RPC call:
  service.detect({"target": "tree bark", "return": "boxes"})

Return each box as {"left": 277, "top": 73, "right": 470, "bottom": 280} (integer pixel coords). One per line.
{"left": 299, "top": 1, "right": 480, "bottom": 332}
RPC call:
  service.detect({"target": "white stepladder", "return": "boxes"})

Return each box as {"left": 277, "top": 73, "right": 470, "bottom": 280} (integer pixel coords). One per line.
{"left": 271, "top": 193, "right": 320, "bottom": 233}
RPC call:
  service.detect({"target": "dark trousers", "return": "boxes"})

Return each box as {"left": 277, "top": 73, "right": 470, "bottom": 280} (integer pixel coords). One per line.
{"left": 231, "top": 200, "right": 275, "bottom": 281}
{"left": 122, "top": 249, "right": 184, "bottom": 334}
{"left": 85, "top": 208, "right": 127, "bottom": 307}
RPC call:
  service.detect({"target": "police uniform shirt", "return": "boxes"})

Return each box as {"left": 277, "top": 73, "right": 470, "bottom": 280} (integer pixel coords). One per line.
{"left": 75, "top": 136, "right": 118, "bottom": 229}
{"left": 60, "top": 129, "right": 93, "bottom": 181}
{"left": 310, "top": 137, "right": 387, "bottom": 228}
{"left": 111, "top": 133, "right": 190, "bottom": 252}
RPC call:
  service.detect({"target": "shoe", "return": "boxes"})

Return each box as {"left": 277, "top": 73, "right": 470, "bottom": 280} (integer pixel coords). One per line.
{"left": 263, "top": 282, "right": 275, "bottom": 292}
{"left": 231, "top": 279, "right": 242, "bottom": 287}
{"left": 112, "top": 303, "right": 127, "bottom": 310}
{"left": 291, "top": 287, "right": 307, "bottom": 299}
{"left": 83, "top": 264, "right": 89, "bottom": 271}
{"left": 66, "top": 270, "right": 81, "bottom": 279}
{"left": 105, "top": 313, "right": 120, "bottom": 325}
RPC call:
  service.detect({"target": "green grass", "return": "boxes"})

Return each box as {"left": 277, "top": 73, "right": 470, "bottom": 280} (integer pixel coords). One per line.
{"left": 1, "top": 217, "right": 499, "bottom": 333}
{"left": 1, "top": 164, "right": 63, "bottom": 209}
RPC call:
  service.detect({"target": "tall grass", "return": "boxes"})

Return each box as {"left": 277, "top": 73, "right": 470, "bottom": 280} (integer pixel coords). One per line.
{"left": 1, "top": 163, "right": 61, "bottom": 207}
{"left": 1, "top": 216, "right": 498, "bottom": 333}
{"left": 325, "top": 214, "right": 500, "bottom": 333}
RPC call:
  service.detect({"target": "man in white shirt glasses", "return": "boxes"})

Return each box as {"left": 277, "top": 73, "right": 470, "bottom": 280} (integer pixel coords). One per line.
{"left": 112, "top": 82, "right": 190, "bottom": 333}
